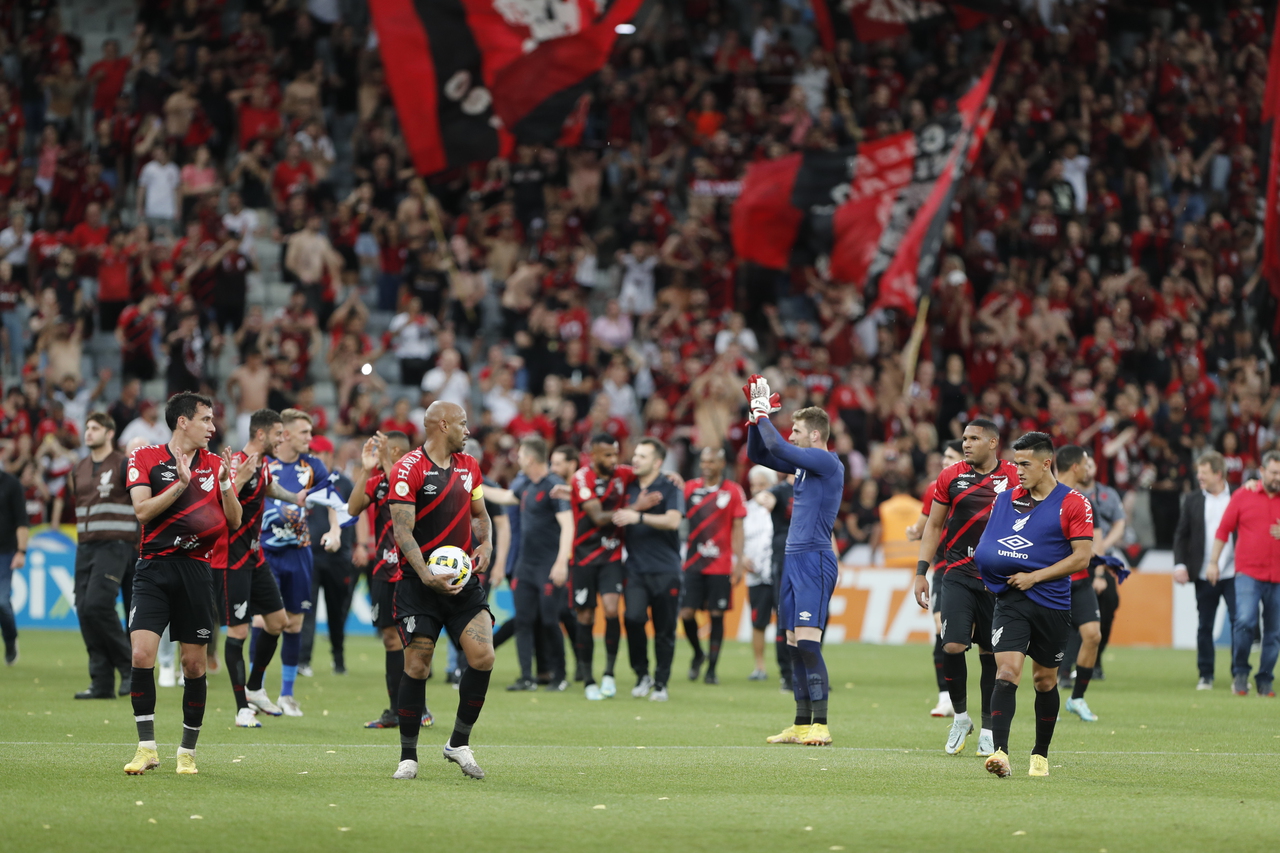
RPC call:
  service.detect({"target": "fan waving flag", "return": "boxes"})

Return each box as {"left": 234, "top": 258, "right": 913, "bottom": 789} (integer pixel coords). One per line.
{"left": 370, "top": 0, "right": 643, "bottom": 176}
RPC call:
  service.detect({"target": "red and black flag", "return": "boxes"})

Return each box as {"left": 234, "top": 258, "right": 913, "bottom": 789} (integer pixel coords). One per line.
{"left": 370, "top": 0, "right": 642, "bottom": 176}
{"left": 812, "top": 0, "right": 1005, "bottom": 47}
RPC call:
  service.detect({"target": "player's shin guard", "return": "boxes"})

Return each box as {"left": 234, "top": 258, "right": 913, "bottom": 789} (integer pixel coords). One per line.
{"left": 180, "top": 675, "right": 206, "bottom": 751}
{"left": 707, "top": 614, "right": 724, "bottom": 675}
{"left": 604, "top": 617, "right": 620, "bottom": 677}
{"left": 990, "top": 679, "right": 1017, "bottom": 753}
{"left": 979, "top": 653, "right": 997, "bottom": 731}
{"left": 683, "top": 617, "right": 703, "bottom": 659}
{"left": 397, "top": 675, "right": 426, "bottom": 762}
{"left": 1032, "top": 686, "right": 1059, "bottom": 758}
{"left": 226, "top": 636, "right": 248, "bottom": 711}
{"left": 1071, "top": 666, "right": 1093, "bottom": 700}
{"left": 933, "top": 636, "right": 947, "bottom": 691}
{"left": 787, "top": 645, "right": 812, "bottom": 726}
{"left": 246, "top": 629, "right": 279, "bottom": 691}
{"left": 451, "top": 667, "right": 491, "bottom": 747}
{"left": 280, "top": 631, "right": 300, "bottom": 696}
{"left": 131, "top": 666, "right": 157, "bottom": 745}
{"left": 385, "top": 650, "right": 404, "bottom": 705}
{"left": 943, "top": 652, "right": 968, "bottom": 715}
{"left": 575, "top": 621, "right": 596, "bottom": 684}
{"left": 797, "top": 640, "right": 829, "bottom": 725}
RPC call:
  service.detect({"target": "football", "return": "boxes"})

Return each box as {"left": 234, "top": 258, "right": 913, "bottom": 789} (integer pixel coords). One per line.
{"left": 428, "top": 545, "right": 472, "bottom": 587}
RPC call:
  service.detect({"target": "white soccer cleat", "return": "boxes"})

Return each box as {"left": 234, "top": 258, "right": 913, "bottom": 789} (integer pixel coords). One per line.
{"left": 235, "top": 707, "right": 262, "bottom": 728}
{"left": 600, "top": 675, "right": 617, "bottom": 698}
{"left": 585, "top": 683, "right": 603, "bottom": 701}
{"left": 392, "top": 759, "right": 418, "bottom": 779}
{"left": 930, "top": 692, "right": 955, "bottom": 717}
{"left": 631, "top": 675, "right": 654, "bottom": 698}
{"left": 444, "top": 742, "right": 485, "bottom": 779}
{"left": 278, "top": 695, "right": 303, "bottom": 716}
{"left": 649, "top": 686, "right": 669, "bottom": 702}
{"left": 976, "top": 729, "right": 995, "bottom": 757}
{"left": 158, "top": 665, "right": 176, "bottom": 688}
{"left": 245, "top": 688, "right": 283, "bottom": 716}
{"left": 1065, "top": 696, "right": 1098, "bottom": 722}
{"left": 945, "top": 717, "right": 973, "bottom": 754}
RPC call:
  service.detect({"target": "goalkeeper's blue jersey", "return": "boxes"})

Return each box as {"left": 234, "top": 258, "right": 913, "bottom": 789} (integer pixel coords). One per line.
{"left": 746, "top": 417, "right": 844, "bottom": 555}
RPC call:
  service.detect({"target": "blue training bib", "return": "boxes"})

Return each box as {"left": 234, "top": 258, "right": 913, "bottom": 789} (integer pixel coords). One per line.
{"left": 975, "top": 484, "right": 1073, "bottom": 610}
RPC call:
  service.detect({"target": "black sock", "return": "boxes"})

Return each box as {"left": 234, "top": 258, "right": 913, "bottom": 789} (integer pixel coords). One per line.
{"left": 942, "top": 652, "right": 968, "bottom": 716}
{"left": 604, "top": 617, "right": 620, "bottom": 677}
{"left": 226, "top": 637, "right": 248, "bottom": 711}
{"left": 990, "top": 679, "right": 1017, "bottom": 753}
{"left": 1033, "top": 687, "right": 1060, "bottom": 758}
{"left": 131, "top": 666, "right": 156, "bottom": 743}
{"left": 397, "top": 674, "right": 426, "bottom": 762}
{"left": 683, "top": 617, "right": 703, "bottom": 659}
{"left": 451, "top": 667, "right": 491, "bottom": 747}
{"left": 788, "top": 645, "right": 811, "bottom": 726}
{"left": 979, "top": 653, "right": 996, "bottom": 730}
{"left": 181, "top": 675, "right": 207, "bottom": 750}
{"left": 933, "top": 635, "right": 947, "bottom": 691}
{"left": 246, "top": 630, "right": 279, "bottom": 692}
{"left": 706, "top": 614, "right": 724, "bottom": 674}
{"left": 385, "top": 649, "right": 404, "bottom": 706}
{"left": 797, "top": 640, "right": 829, "bottom": 725}
{"left": 776, "top": 631, "right": 792, "bottom": 682}
{"left": 1071, "top": 666, "right": 1093, "bottom": 700}
{"left": 576, "top": 622, "right": 595, "bottom": 685}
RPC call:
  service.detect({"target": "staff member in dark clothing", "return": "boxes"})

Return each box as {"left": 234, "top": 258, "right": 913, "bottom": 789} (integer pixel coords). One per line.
{"left": 612, "top": 438, "right": 686, "bottom": 703}
{"left": 975, "top": 432, "right": 1093, "bottom": 779}
{"left": 753, "top": 471, "right": 794, "bottom": 690}
{"left": 69, "top": 412, "right": 139, "bottom": 697}
{"left": 0, "top": 462, "right": 30, "bottom": 667}
{"left": 505, "top": 436, "right": 573, "bottom": 692}
{"left": 299, "top": 435, "right": 357, "bottom": 676}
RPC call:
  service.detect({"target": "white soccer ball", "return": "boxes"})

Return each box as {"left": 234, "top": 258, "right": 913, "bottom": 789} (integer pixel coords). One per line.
{"left": 428, "top": 545, "right": 472, "bottom": 588}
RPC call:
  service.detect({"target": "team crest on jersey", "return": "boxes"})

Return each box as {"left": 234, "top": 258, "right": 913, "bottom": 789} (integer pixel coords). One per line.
{"left": 1012, "top": 515, "right": 1029, "bottom": 532}
{"left": 395, "top": 481, "right": 410, "bottom": 497}
{"left": 992, "top": 477, "right": 1008, "bottom": 493}
{"left": 128, "top": 467, "right": 139, "bottom": 482}
{"left": 198, "top": 474, "right": 216, "bottom": 492}
{"left": 992, "top": 627, "right": 1004, "bottom": 646}
{"left": 716, "top": 491, "right": 730, "bottom": 509}
{"left": 580, "top": 486, "right": 592, "bottom": 500}
{"left": 460, "top": 471, "right": 474, "bottom": 493}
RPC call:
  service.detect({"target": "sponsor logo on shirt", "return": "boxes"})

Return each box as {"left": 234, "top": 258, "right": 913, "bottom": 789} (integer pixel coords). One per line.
{"left": 995, "top": 534, "right": 1033, "bottom": 558}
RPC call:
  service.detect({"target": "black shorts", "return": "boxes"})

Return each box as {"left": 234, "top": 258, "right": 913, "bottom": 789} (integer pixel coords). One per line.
{"left": 370, "top": 574, "right": 397, "bottom": 629}
{"left": 748, "top": 584, "right": 774, "bottom": 630}
{"left": 394, "top": 574, "right": 493, "bottom": 646}
{"left": 1070, "top": 577, "right": 1101, "bottom": 627}
{"left": 682, "top": 569, "right": 733, "bottom": 612}
{"left": 570, "top": 559, "right": 624, "bottom": 610}
{"left": 215, "top": 559, "right": 284, "bottom": 626}
{"left": 991, "top": 590, "right": 1072, "bottom": 668}
{"left": 939, "top": 572, "right": 995, "bottom": 652}
{"left": 129, "top": 558, "right": 218, "bottom": 645}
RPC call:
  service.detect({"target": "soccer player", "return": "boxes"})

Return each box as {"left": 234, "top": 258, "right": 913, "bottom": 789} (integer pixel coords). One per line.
{"left": 257, "top": 408, "right": 341, "bottom": 716}
{"left": 906, "top": 439, "right": 964, "bottom": 717}
{"left": 506, "top": 436, "right": 574, "bottom": 692}
{"left": 610, "top": 438, "right": 685, "bottom": 701}
{"left": 1054, "top": 445, "right": 1105, "bottom": 722}
{"left": 568, "top": 435, "right": 657, "bottom": 700}
{"left": 123, "top": 391, "right": 252, "bottom": 775}
{"left": 744, "top": 466, "right": 777, "bottom": 680}
{"left": 914, "top": 420, "right": 1018, "bottom": 756}
{"left": 388, "top": 401, "right": 495, "bottom": 781}
{"left": 974, "top": 432, "right": 1093, "bottom": 778}
{"left": 681, "top": 446, "right": 747, "bottom": 684}
{"left": 745, "top": 376, "right": 845, "bottom": 747}
{"left": 212, "top": 408, "right": 309, "bottom": 728}
{"left": 346, "top": 430, "right": 423, "bottom": 729}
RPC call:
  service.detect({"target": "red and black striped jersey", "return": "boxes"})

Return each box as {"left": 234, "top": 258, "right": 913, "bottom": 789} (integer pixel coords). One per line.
{"left": 126, "top": 444, "right": 228, "bottom": 562}
{"left": 364, "top": 469, "right": 401, "bottom": 582}
{"left": 211, "top": 450, "right": 272, "bottom": 570}
{"left": 682, "top": 477, "right": 747, "bottom": 576}
{"left": 117, "top": 304, "right": 154, "bottom": 355}
{"left": 569, "top": 464, "right": 637, "bottom": 568}
{"left": 388, "top": 448, "right": 482, "bottom": 577}
{"left": 933, "top": 459, "right": 1019, "bottom": 578}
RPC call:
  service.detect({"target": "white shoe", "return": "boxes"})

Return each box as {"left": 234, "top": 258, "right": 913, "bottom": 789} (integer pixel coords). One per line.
{"left": 392, "top": 759, "right": 418, "bottom": 779}
{"left": 278, "top": 695, "right": 303, "bottom": 716}
{"left": 297, "top": 664, "right": 314, "bottom": 678}
{"left": 631, "top": 675, "right": 654, "bottom": 698}
{"left": 585, "top": 683, "right": 603, "bottom": 701}
{"left": 600, "top": 674, "right": 617, "bottom": 698}
{"left": 930, "top": 692, "right": 954, "bottom": 717}
{"left": 976, "top": 729, "right": 995, "bottom": 757}
{"left": 649, "top": 686, "right": 669, "bottom": 702}
{"left": 945, "top": 716, "right": 973, "bottom": 754}
{"left": 245, "top": 688, "right": 283, "bottom": 716}
{"left": 235, "top": 707, "right": 262, "bottom": 727}
{"left": 158, "top": 665, "right": 176, "bottom": 688}
{"left": 443, "top": 742, "right": 484, "bottom": 779}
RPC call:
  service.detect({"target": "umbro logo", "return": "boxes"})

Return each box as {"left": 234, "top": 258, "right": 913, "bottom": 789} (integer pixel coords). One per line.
{"left": 1055, "top": 652, "right": 1065, "bottom": 661}
{"left": 196, "top": 628, "right": 211, "bottom": 638}
{"left": 799, "top": 610, "right": 812, "bottom": 621}
{"left": 301, "top": 600, "right": 312, "bottom": 611}
{"left": 996, "top": 535, "right": 1033, "bottom": 551}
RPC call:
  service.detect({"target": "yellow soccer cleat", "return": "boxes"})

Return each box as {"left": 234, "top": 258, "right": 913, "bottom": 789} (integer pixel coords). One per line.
{"left": 124, "top": 746, "right": 160, "bottom": 775}
{"left": 985, "top": 749, "right": 1012, "bottom": 778}
{"left": 801, "top": 723, "right": 832, "bottom": 745}
{"left": 1028, "top": 754, "right": 1049, "bottom": 777}
{"left": 766, "top": 724, "right": 809, "bottom": 744}
{"left": 175, "top": 752, "right": 199, "bottom": 775}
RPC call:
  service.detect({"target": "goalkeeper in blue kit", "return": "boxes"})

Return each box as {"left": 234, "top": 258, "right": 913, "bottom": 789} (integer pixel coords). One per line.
{"left": 744, "top": 375, "right": 845, "bottom": 746}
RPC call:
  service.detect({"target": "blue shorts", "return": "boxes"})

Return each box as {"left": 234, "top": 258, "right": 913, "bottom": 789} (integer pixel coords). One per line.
{"left": 263, "top": 547, "right": 314, "bottom": 615}
{"left": 778, "top": 549, "right": 839, "bottom": 632}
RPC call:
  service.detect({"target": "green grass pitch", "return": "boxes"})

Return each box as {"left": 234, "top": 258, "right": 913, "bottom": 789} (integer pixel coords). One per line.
{"left": 2, "top": 630, "right": 1277, "bottom": 852}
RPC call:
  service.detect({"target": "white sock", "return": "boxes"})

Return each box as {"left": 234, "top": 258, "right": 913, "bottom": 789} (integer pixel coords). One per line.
{"left": 938, "top": 691, "right": 949, "bottom": 703}
{"left": 139, "top": 740, "right": 157, "bottom": 750}
{"left": 177, "top": 747, "right": 195, "bottom": 756}
{"left": 954, "top": 711, "right": 971, "bottom": 724}
{"left": 981, "top": 727, "right": 993, "bottom": 739}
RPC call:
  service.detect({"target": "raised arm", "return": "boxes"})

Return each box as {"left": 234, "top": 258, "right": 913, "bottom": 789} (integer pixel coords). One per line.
{"left": 746, "top": 422, "right": 791, "bottom": 473}
{"left": 754, "top": 416, "right": 841, "bottom": 477}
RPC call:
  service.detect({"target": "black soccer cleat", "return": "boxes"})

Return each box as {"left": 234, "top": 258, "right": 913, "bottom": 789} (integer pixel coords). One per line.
{"left": 688, "top": 653, "right": 706, "bottom": 681}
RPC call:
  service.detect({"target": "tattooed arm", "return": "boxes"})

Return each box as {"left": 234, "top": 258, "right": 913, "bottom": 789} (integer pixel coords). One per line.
{"left": 266, "top": 481, "right": 305, "bottom": 506}
{"left": 391, "top": 502, "right": 459, "bottom": 595}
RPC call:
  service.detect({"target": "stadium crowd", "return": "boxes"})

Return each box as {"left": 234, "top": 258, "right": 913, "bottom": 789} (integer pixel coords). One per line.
{"left": 0, "top": 0, "right": 1277, "bottom": 566}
